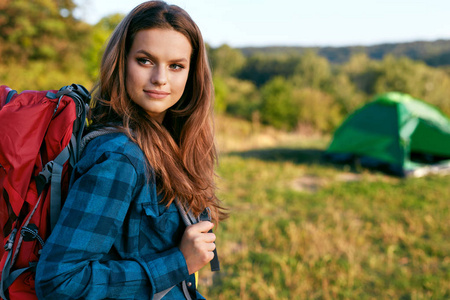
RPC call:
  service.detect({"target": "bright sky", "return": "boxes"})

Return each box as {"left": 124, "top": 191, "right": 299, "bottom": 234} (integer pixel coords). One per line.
{"left": 74, "top": 0, "right": 450, "bottom": 48}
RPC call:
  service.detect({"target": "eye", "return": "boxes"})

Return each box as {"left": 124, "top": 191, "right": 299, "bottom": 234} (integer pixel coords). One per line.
{"left": 137, "top": 58, "right": 152, "bottom": 65}
{"left": 169, "top": 64, "right": 185, "bottom": 71}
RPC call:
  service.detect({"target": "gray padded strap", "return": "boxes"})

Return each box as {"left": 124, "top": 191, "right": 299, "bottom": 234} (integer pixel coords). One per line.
{"left": 152, "top": 200, "right": 197, "bottom": 299}
{"left": 153, "top": 281, "right": 193, "bottom": 300}
{"left": 79, "top": 127, "right": 118, "bottom": 154}
{"left": 50, "top": 146, "right": 70, "bottom": 231}
{"left": 153, "top": 287, "right": 172, "bottom": 300}
{"left": 181, "top": 281, "right": 194, "bottom": 300}
{"left": 175, "top": 199, "right": 197, "bottom": 227}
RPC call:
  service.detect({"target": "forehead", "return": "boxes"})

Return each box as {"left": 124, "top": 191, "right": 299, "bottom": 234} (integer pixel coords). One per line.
{"left": 129, "top": 28, "right": 192, "bottom": 60}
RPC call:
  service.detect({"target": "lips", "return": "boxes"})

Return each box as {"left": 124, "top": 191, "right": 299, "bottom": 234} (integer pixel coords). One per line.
{"left": 144, "top": 89, "right": 170, "bottom": 99}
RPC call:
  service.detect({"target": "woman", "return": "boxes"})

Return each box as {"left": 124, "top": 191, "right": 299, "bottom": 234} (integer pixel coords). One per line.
{"left": 35, "top": 1, "right": 226, "bottom": 299}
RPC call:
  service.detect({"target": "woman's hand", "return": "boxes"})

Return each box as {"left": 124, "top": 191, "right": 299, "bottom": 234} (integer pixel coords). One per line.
{"left": 179, "top": 221, "right": 216, "bottom": 275}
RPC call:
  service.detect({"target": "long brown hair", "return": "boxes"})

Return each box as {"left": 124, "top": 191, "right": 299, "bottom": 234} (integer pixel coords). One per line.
{"left": 90, "top": 1, "right": 226, "bottom": 222}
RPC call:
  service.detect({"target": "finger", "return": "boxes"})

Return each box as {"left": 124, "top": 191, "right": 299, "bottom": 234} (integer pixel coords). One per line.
{"left": 184, "top": 221, "right": 212, "bottom": 235}
{"left": 192, "top": 221, "right": 214, "bottom": 233}
{"left": 204, "top": 242, "right": 216, "bottom": 252}
{"left": 203, "top": 232, "right": 216, "bottom": 243}
{"left": 206, "top": 251, "right": 215, "bottom": 262}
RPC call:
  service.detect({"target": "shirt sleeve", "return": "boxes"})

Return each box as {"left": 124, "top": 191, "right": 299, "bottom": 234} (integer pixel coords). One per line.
{"left": 35, "top": 151, "right": 189, "bottom": 300}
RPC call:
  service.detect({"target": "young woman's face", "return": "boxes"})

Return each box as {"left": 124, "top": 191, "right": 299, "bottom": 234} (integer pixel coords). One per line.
{"left": 126, "top": 28, "right": 192, "bottom": 123}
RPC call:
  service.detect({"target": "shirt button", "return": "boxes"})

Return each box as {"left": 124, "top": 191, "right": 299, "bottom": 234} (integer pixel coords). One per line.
{"left": 187, "top": 282, "right": 192, "bottom": 287}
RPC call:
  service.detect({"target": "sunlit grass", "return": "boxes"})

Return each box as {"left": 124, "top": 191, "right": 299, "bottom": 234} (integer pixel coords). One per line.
{"left": 199, "top": 116, "right": 449, "bottom": 299}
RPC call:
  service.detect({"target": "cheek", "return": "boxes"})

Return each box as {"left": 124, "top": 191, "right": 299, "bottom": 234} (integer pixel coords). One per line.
{"left": 126, "top": 65, "right": 139, "bottom": 95}
{"left": 125, "top": 64, "right": 132, "bottom": 88}
{"left": 173, "top": 73, "right": 190, "bottom": 94}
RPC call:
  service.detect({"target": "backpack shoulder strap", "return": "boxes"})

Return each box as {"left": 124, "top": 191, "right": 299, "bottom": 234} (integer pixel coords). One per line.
{"left": 154, "top": 201, "right": 220, "bottom": 299}
{"left": 79, "top": 127, "right": 119, "bottom": 154}
{"left": 35, "top": 85, "right": 91, "bottom": 231}
{"left": 175, "top": 201, "right": 220, "bottom": 272}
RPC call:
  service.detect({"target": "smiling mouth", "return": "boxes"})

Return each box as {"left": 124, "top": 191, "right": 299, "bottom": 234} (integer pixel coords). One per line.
{"left": 144, "top": 90, "right": 170, "bottom": 99}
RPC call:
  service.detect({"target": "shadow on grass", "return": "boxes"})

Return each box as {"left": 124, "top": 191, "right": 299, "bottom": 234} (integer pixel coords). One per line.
{"left": 227, "top": 147, "right": 420, "bottom": 178}
{"left": 226, "top": 147, "right": 379, "bottom": 175}
{"left": 227, "top": 147, "right": 329, "bottom": 166}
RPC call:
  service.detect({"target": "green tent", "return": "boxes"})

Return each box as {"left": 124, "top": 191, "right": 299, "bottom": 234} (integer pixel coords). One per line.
{"left": 326, "top": 92, "right": 450, "bottom": 177}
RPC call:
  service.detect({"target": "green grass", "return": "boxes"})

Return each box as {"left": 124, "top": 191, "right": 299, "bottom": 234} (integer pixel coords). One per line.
{"left": 199, "top": 116, "right": 449, "bottom": 299}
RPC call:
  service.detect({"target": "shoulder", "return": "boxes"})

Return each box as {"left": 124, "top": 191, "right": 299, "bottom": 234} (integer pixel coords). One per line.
{"left": 78, "top": 132, "right": 149, "bottom": 182}
{"left": 84, "top": 132, "right": 143, "bottom": 161}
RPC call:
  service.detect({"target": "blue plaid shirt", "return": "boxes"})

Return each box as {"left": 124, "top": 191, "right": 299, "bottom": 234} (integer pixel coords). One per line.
{"left": 35, "top": 133, "right": 203, "bottom": 299}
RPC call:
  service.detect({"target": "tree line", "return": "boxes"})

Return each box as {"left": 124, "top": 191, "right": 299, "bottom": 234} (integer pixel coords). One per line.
{"left": 240, "top": 40, "right": 450, "bottom": 66}
{"left": 2, "top": 0, "right": 450, "bottom": 133}
{"left": 211, "top": 44, "right": 450, "bottom": 132}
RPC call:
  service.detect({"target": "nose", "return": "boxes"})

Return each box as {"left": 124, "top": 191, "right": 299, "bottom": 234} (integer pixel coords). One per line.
{"left": 151, "top": 66, "right": 167, "bottom": 86}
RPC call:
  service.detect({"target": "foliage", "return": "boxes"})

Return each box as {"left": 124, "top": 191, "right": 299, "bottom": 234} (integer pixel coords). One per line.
{"left": 221, "top": 77, "right": 260, "bottom": 120}
{"left": 226, "top": 49, "right": 450, "bottom": 132}
{"left": 83, "top": 13, "right": 123, "bottom": 81}
{"left": 327, "top": 72, "right": 366, "bottom": 115}
{"left": 0, "top": 0, "right": 91, "bottom": 90}
{"left": 213, "top": 75, "right": 228, "bottom": 114}
{"left": 238, "top": 52, "right": 302, "bottom": 87}
{"left": 0, "top": 0, "right": 89, "bottom": 64}
{"left": 340, "top": 53, "right": 380, "bottom": 95}
{"left": 373, "top": 55, "right": 450, "bottom": 114}
{"left": 209, "top": 44, "right": 246, "bottom": 77}
{"left": 240, "top": 40, "right": 450, "bottom": 66}
{"left": 291, "top": 50, "right": 331, "bottom": 90}
{"left": 260, "top": 77, "right": 298, "bottom": 130}
{"left": 293, "top": 88, "right": 343, "bottom": 132}
{"left": 0, "top": 60, "right": 92, "bottom": 92}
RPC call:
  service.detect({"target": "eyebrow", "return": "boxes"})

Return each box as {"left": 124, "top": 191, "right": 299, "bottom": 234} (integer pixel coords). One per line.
{"left": 135, "top": 49, "right": 189, "bottom": 63}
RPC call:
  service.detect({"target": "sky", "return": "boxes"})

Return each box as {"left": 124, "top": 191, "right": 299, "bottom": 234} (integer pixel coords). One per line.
{"left": 74, "top": 0, "right": 450, "bottom": 48}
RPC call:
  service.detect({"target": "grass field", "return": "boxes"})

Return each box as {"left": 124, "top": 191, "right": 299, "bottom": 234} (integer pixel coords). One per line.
{"left": 199, "top": 116, "right": 449, "bottom": 299}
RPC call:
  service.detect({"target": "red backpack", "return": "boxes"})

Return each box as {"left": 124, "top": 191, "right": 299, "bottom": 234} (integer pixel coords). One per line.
{"left": 0, "top": 84, "right": 91, "bottom": 300}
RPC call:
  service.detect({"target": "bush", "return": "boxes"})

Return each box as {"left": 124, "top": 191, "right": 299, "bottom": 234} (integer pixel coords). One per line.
{"left": 222, "top": 77, "right": 260, "bottom": 120}
{"left": 260, "top": 77, "right": 298, "bottom": 130}
{"left": 293, "top": 88, "right": 343, "bottom": 132}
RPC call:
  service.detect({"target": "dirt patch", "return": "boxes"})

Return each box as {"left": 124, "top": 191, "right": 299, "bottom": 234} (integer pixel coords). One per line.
{"left": 291, "top": 175, "right": 327, "bottom": 193}
{"left": 292, "top": 172, "right": 364, "bottom": 193}
{"left": 336, "top": 172, "right": 362, "bottom": 182}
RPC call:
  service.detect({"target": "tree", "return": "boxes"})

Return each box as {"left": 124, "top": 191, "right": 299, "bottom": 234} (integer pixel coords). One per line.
{"left": 293, "top": 88, "right": 342, "bottom": 132}
{"left": 291, "top": 50, "right": 331, "bottom": 90}
{"left": 374, "top": 55, "right": 450, "bottom": 115}
{"left": 209, "top": 44, "right": 245, "bottom": 78}
{"left": 213, "top": 75, "right": 228, "bottom": 114}
{"left": 342, "top": 53, "right": 379, "bottom": 95}
{"left": 260, "top": 76, "right": 298, "bottom": 130}
{"left": 238, "top": 53, "right": 301, "bottom": 86}
{"left": 84, "top": 13, "right": 124, "bottom": 81}
{"left": 0, "top": 0, "right": 89, "bottom": 64}
{"left": 222, "top": 77, "right": 260, "bottom": 120}
{"left": 328, "top": 72, "right": 365, "bottom": 114}
{"left": 0, "top": 0, "right": 92, "bottom": 90}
